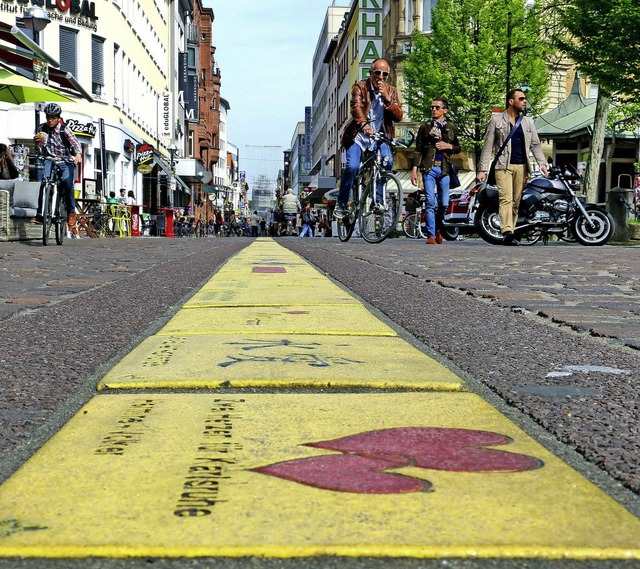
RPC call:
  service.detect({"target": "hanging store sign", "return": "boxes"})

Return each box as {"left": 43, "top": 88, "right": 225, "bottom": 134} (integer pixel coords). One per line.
{"left": 135, "top": 143, "right": 154, "bottom": 174}
{"left": 66, "top": 119, "right": 96, "bottom": 138}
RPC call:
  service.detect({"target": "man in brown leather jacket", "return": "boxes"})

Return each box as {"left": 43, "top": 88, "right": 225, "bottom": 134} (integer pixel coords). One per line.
{"left": 335, "top": 58, "right": 403, "bottom": 218}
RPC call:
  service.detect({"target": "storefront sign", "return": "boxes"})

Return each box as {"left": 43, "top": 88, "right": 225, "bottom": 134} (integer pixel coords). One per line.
{"left": 135, "top": 143, "right": 154, "bottom": 174}
{"left": 304, "top": 106, "right": 312, "bottom": 171}
{"left": 66, "top": 119, "right": 96, "bottom": 138}
{"left": 159, "top": 91, "right": 172, "bottom": 142}
{"left": 359, "top": 0, "right": 382, "bottom": 80}
{"left": 1, "top": 0, "right": 99, "bottom": 21}
{"left": 178, "top": 51, "right": 199, "bottom": 122}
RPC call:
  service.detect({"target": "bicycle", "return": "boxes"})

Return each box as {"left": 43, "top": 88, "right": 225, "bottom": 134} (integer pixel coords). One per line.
{"left": 39, "top": 157, "right": 68, "bottom": 246}
{"left": 402, "top": 197, "right": 460, "bottom": 241}
{"left": 402, "top": 198, "right": 427, "bottom": 239}
{"left": 336, "top": 131, "right": 413, "bottom": 243}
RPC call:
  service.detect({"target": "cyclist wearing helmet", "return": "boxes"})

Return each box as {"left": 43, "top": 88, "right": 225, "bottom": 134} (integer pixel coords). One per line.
{"left": 33, "top": 103, "right": 83, "bottom": 229}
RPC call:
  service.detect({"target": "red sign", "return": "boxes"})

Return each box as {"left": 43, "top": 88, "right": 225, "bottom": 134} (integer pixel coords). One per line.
{"left": 135, "top": 143, "right": 154, "bottom": 174}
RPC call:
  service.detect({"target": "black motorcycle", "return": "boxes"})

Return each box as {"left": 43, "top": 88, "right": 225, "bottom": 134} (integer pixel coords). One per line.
{"left": 474, "top": 165, "right": 615, "bottom": 246}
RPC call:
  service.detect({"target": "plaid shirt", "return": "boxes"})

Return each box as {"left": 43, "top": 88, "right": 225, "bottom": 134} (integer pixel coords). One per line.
{"left": 38, "top": 121, "right": 82, "bottom": 163}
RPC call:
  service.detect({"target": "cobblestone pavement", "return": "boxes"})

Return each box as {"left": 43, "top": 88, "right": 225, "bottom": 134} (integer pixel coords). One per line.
{"left": 289, "top": 237, "right": 640, "bottom": 351}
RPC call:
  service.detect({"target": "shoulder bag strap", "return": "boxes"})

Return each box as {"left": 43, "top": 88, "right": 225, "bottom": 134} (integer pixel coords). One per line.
{"left": 494, "top": 114, "right": 524, "bottom": 163}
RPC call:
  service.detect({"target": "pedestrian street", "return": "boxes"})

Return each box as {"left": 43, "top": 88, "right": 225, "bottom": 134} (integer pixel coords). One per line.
{"left": 0, "top": 239, "right": 639, "bottom": 561}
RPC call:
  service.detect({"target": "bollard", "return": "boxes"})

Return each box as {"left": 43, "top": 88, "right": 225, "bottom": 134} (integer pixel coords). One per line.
{"left": 607, "top": 187, "right": 633, "bottom": 242}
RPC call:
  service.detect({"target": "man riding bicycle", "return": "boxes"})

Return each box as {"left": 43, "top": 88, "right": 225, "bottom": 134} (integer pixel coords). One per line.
{"left": 33, "top": 103, "right": 82, "bottom": 230}
{"left": 334, "top": 58, "right": 403, "bottom": 219}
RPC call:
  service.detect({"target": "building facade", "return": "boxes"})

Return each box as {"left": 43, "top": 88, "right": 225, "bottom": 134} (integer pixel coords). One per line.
{"left": 0, "top": 0, "right": 224, "bottom": 216}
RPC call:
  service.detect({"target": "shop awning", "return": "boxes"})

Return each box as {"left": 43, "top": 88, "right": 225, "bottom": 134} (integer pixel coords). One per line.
{"left": 154, "top": 157, "right": 191, "bottom": 195}
{"left": 0, "top": 21, "right": 58, "bottom": 66}
{"left": 0, "top": 21, "right": 92, "bottom": 101}
{"left": 174, "top": 158, "right": 213, "bottom": 184}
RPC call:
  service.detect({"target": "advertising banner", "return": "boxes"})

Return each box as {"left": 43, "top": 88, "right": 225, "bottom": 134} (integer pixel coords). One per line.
{"left": 159, "top": 91, "right": 172, "bottom": 142}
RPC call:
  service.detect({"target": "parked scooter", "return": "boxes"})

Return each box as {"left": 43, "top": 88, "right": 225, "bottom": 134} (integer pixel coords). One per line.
{"left": 446, "top": 165, "right": 614, "bottom": 246}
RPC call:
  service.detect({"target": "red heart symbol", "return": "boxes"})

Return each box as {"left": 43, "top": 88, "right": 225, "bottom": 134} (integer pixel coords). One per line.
{"left": 252, "top": 453, "right": 428, "bottom": 494}
{"left": 307, "top": 428, "right": 542, "bottom": 473}
{"left": 253, "top": 428, "right": 542, "bottom": 494}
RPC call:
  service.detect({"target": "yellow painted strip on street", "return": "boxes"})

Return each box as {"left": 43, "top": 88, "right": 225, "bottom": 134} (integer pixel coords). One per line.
{"left": 184, "top": 280, "right": 358, "bottom": 308}
{"left": 0, "top": 393, "right": 639, "bottom": 559}
{"left": 157, "top": 305, "right": 397, "bottom": 337}
{"left": 97, "top": 334, "right": 465, "bottom": 391}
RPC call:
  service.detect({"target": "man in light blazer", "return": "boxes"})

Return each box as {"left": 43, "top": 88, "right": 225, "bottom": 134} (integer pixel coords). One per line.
{"left": 477, "top": 89, "right": 547, "bottom": 245}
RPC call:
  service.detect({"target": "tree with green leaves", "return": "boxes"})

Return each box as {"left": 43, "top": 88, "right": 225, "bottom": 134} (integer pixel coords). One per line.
{"left": 404, "top": 0, "right": 550, "bottom": 161}
{"left": 553, "top": 0, "right": 640, "bottom": 201}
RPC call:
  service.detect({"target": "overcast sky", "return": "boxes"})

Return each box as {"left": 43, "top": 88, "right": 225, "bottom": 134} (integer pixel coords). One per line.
{"left": 204, "top": 0, "right": 349, "bottom": 186}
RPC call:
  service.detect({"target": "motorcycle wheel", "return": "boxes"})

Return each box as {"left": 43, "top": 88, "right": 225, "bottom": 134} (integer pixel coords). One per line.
{"left": 440, "top": 226, "right": 460, "bottom": 241}
{"left": 474, "top": 204, "right": 504, "bottom": 245}
{"left": 572, "top": 207, "right": 614, "bottom": 246}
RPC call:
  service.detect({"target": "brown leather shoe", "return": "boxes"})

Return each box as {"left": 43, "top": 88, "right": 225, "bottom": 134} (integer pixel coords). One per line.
{"left": 67, "top": 211, "right": 77, "bottom": 228}
{"left": 435, "top": 231, "right": 443, "bottom": 244}
{"left": 425, "top": 237, "right": 436, "bottom": 244}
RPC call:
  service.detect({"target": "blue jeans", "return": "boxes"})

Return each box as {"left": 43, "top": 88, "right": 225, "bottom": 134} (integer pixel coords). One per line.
{"left": 422, "top": 166, "right": 450, "bottom": 238}
{"left": 39, "top": 160, "right": 76, "bottom": 216}
{"left": 338, "top": 141, "right": 393, "bottom": 206}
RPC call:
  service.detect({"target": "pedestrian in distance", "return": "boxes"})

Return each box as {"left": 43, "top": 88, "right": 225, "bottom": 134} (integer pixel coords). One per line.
{"left": 411, "top": 97, "right": 461, "bottom": 245}
{"left": 477, "top": 89, "right": 548, "bottom": 246}
{"left": 250, "top": 210, "right": 260, "bottom": 237}
{"left": 334, "top": 58, "right": 403, "bottom": 219}
{"left": 299, "top": 201, "right": 315, "bottom": 237}
{"left": 33, "top": 103, "right": 83, "bottom": 231}
{"left": 0, "top": 143, "right": 19, "bottom": 180}
{"left": 281, "top": 189, "right": 301, "bottom": 235}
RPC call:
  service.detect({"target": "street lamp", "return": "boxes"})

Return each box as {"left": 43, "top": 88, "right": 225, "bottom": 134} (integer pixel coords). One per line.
{"left": 22, "top": 6, "right": 51, "bottom": 181}
{"left": 167, "top": 143, "right": 178, "bottom": 209}
{"left": 196, "top": 171, "right": 205, "bottom": 233}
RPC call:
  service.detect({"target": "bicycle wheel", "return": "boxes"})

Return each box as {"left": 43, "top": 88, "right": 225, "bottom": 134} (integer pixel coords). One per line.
{"left": 41, "top": 182, "right": 54, "bottom": 246}
{"left": 359, "top": 172, "right": 402, "bottom": 244}
{"left": 402, "top": 214, "right": 420, "bottom": 239}
{"left": 55, "top": 200, "right": 67, "bottom": 245}
{"left": 336, "top": 183, "right": 357, "bottom": 242}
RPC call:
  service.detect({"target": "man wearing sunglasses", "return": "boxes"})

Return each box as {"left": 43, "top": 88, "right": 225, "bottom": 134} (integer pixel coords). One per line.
{"left": 335, "top": 58, "right": 403, "bottom": 219}
{"left": 411, "top": 97, "right": 461, "bottom": 244}
{"left": 477, "top": 89, "right": 547, "bottom": 245}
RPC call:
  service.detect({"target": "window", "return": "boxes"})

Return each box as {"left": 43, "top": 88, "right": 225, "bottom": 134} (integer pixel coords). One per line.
{"left": 405, "top": 0, "right": 414, "bottom": 34}
{"left": 93, "top": 150, "right": 118, "bottom": 195}
{"left": 422, "top": 0, "right": 437, "bottom": 32}
{"left": 188, "top": 131, "right": 195, "bottom": 158}
{"left": 92, "top": 35, "right": 105, "bottom": 98}
{"left": 59, "top": 27, "right": 78, "bottom": 77}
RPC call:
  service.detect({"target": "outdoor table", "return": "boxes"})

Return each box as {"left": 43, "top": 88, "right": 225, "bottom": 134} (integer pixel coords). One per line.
{"left": 75, "top": 198, "right": 102, "bottom": 238}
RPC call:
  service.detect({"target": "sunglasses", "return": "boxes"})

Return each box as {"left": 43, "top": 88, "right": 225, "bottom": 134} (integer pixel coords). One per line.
{"left": 517, "top": 96, "right": 527, "bottom": 101}
{"left": 371, "top": 69, "right": 389, "bottom": 77}
{"left": 431, "top": 105, "right": 443, "bottom": 110}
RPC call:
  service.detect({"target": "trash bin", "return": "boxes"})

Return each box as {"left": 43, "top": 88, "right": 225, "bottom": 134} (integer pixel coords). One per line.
{"left": 607, "top": 187, "right": 633, "bottom": 242}
{"left": 157, "top": 207, "right": 175, "bottom": 238}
